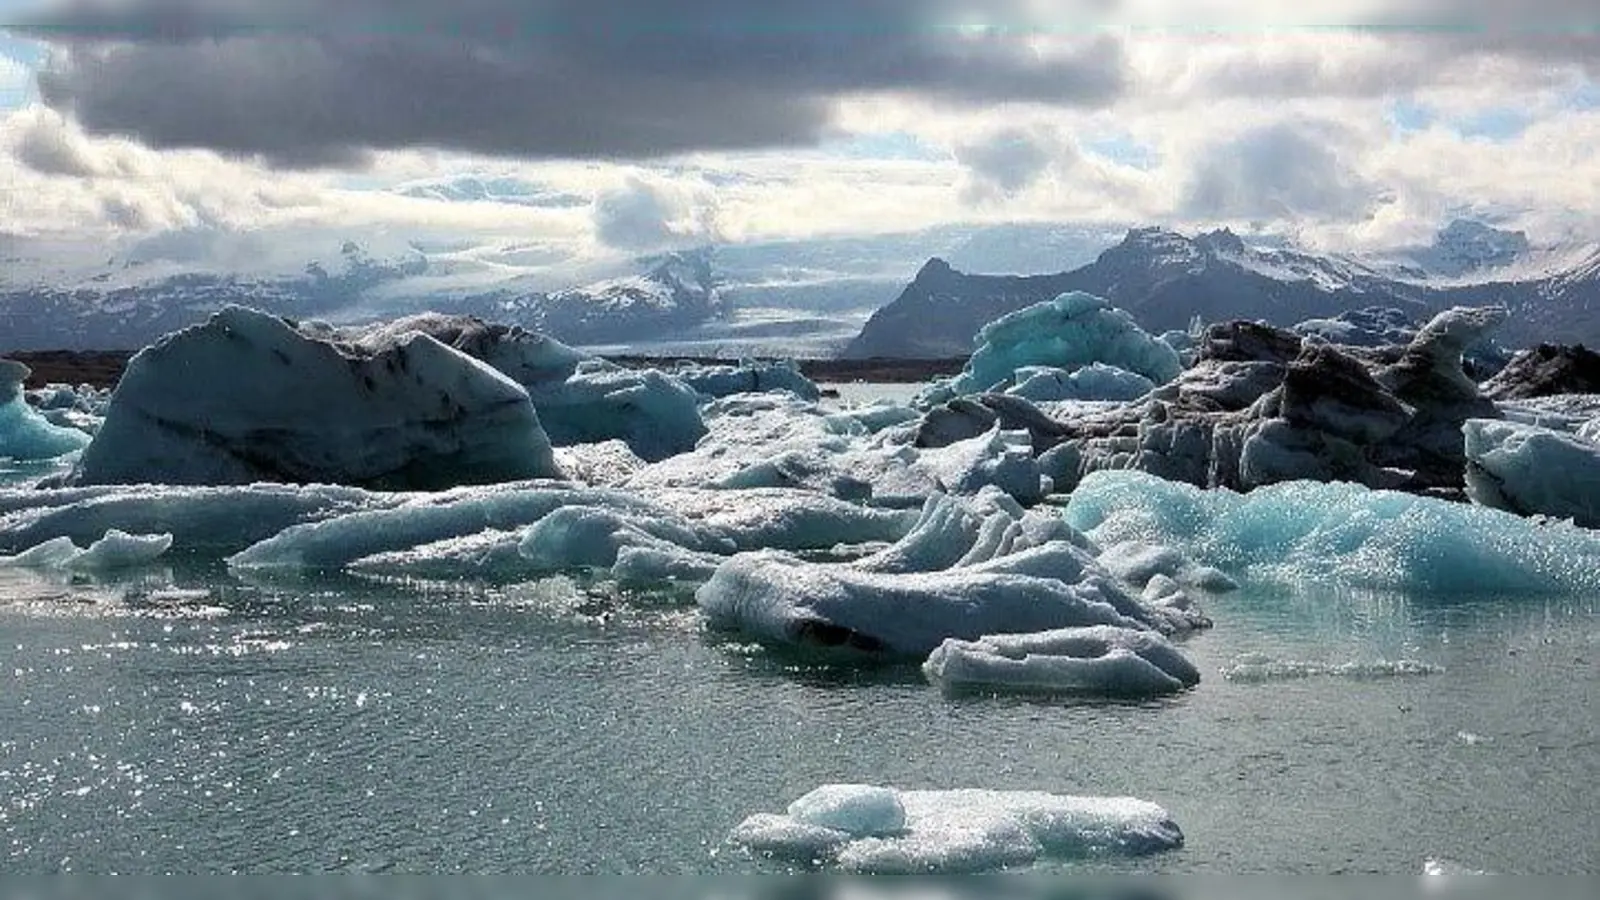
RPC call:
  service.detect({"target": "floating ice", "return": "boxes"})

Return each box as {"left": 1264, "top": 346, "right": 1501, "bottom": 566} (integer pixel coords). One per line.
{"left": 73, "top": 306, "right": 560, "bottom": 489}
{"left": 787, "top": 785, "right": 906, "bottom": 837}
{"left": 924, "top": 626, "right": 1201, "bottom": 698}
{"left": 1220, "top": 654, "right": 1444, "bottom": 683}
{"left": 0, "top": 482, "right": 381, "bottom": 555}
{"left": 698, "top": 488, "right": 1206, "bottom": 656}
{"left": 922, "top": 292, "right": 1182, "bottom": 404}
{"left": 1007, "top": 364, "right": 1156, "bottom": 403}
{"left": 1, "top": 529, "right": 172, "bottom": 571}
{"left": 353, "top": 313, "right": 706, "bottom": 463}
{"left": 0, "top": 360, "right": 91, "bottom": 462}
{"left": 673, "top": 360, "right": 821, "bottom": 401}
{"left": 228, "top": 482, "right": 915, "bottom": 584}
{"left": 730, "top": 785, "right": 1183, "bottom": 873}
{"left": 1065, "top": 470, "right": 1600, "bottom": 594}
{"left": 1463, "top": 418, "right": 1600, "bottom": 528}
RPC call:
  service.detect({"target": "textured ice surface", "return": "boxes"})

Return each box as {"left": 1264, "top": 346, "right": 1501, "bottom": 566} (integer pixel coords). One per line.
{"left": 673, "top": 360, "right": 821, "bottom": 401}
{"left": 0, "top": 483, "right": 381, "bottom": 555}
{"left": 227, "top": 483, "right": 915, "bottom": 583}
{"left": 731, "top": 785, "right": 1183, "bottom": 873}
{"left": 1008, "top": 364, "right": 1156, "bottom": 403}
{"left": 1065, "top": 470, "right": 1600, "bottom": 594}
{"left": 626, "top": 395, "right": 1039, "bottom": 506}
{"left": 697, "top": 488, "right": 1207, "bottom": 655}
{"left": 73, "top": 306, "right": 560, "bottom": 488}
{"left": 0, "top": 360, "right": 91, "bottom": 462}
{"left": 0, "top": 529, "right": 172, "bottom": 571}
{"left": 924, "top": 293, "right": 1182, "bottom": 403}
{"left": 354, "top": 313, "right": 706, "bottom": 463}
{"left": 787, "top": 785, "right": 906, "bottom": 837}
{"left": 924, "top": 625, "right": 1201, "bottom": 698}
{"left": 1463, "top": 418, "right": 1600, "bottom": 527}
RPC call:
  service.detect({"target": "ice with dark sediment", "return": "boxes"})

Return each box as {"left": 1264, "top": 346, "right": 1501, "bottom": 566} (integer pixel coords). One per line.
{"left": 70, "top": 306, "right": 562, "bottom": 489}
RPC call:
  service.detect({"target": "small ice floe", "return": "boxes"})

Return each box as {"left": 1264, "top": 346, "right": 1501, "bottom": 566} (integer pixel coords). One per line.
{"left": 1221, "top": 653, "right": 1444, "bottom": 683}
{"left": 729, "top": 784, "right": 1184, "bottom": 874}
{"left": 923, "top": 626, "right": 1201, "bottom": 699}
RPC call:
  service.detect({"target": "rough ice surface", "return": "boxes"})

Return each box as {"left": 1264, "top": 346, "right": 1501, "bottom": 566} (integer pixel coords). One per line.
{"left": 0, "top": 483, "right": 381, "bottom": 555}
{"left": 0, "top": 529, "right": 172, "bottom": 572}
{"left": 730, "top": 785, "right": 1184, "bottom": 873}
{"left": 353, "top": 313, "right": 706, "bottom": 463}
{"left": 1463, "top": 418, "right": 1600, "bottom": 527}
{"left": 697, "top": 488, "right": 1208, "bottom": 656}
{"left": 0, "top": 360, "right": 91, "bottom": 462}
{"left": 1007, "top": 364, "right": 1156, "bottom": 403}
{"left": 72, "top": 306, "right": 560, "bottom": 489}
{"left": 672, "top": 360, "right": 821, "bottom": 401}
{"left": 225, "top": 482, "right": 915, "bottom": 582}
{"left": 787, "top": 785, "right": 907, "bottom": 837}
{"left": 1065, "top": 469, "right": 1600, "bottom": 594}
{"left": 922, "top": 293, "right": 1182, "bottom": 404}
{"left": 924, "top": 625, "right": 1201, "bottom": 698}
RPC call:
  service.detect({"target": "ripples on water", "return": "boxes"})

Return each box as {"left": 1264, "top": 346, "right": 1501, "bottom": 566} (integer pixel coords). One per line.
{"left": 0, "top": 559, "right": 1595, "bottom": 874}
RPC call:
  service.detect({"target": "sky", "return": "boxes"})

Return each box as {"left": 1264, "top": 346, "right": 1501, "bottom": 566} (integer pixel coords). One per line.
{"left": 1, "top": 0, "right": 1598, "bottom": 280}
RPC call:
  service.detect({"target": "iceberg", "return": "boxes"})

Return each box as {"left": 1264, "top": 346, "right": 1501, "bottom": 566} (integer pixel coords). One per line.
{"left": 923, "top": 626, "right": 1201, "bottom": 698}
{"left": 354, "top": 314, "right": 705, "bottom": 462}
{"left": 0, "top": 360, "right": 91, "bottom": 462}
{"left": 697, "top": 488, "right": 1208, "bottom": 656}
{"left": 1065, "top": 469, "right": 1600, "bottom": 594}
{"left": 72, "top": 307, "right": 561, "bottom": 489}
{"left": 1, "top": 529, "right": 172, "bottom": 572}
{"left": 1007, "top": 364, "right": 1156, "bottom": 403}
{"left": 1463, "top": 418, "right": 1600, "bottom": 528}
{"left": 0, "top": 482, "right": 380, "bottom": 555}
{"left": 922, "top": 292, "right": 1182, "bottom": 405}
{"left": 672, "top": 360, "right": 821, "bottom": 402}
{"left": 729, "top": 785, "right": 1184, "bottom": 873}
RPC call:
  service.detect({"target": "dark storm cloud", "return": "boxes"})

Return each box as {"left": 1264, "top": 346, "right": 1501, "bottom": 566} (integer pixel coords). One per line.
{"left": 16, "top": 0, "right": 1129, "bottom": 165}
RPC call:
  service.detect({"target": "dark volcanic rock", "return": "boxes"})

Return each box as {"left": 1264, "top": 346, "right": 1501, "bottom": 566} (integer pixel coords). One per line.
{"left": 1481, "top": 343, "right": 1600, "bottom": 400}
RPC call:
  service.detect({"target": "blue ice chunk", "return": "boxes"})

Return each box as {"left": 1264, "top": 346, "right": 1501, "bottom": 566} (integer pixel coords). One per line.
{"left": 0, "top": 360, "right": 91, "bottom": 462}
{"left": 1064, "top": 469, "right": 1600, "bottom": 594}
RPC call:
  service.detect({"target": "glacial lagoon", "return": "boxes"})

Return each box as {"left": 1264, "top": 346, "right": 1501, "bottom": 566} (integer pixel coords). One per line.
{"left": 1, "top": 502, "right": 1594, "bottom": 873}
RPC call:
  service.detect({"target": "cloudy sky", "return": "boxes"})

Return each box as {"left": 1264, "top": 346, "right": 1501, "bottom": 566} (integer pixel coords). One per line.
{"left": 2, "top": 0, "right": 1598, "bottom": 278}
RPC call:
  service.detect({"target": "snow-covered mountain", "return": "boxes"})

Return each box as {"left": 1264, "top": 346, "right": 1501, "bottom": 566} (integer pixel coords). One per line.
{"left": 847, "top": 224, "right": 1600, "bottom": 358}
{"left": 0, "top": 244, "right": 723, "bottom": 352}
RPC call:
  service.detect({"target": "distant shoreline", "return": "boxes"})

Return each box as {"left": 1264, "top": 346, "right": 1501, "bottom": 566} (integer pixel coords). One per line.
{"left": 5, "top": 349, "right": 968, "bottom": 390}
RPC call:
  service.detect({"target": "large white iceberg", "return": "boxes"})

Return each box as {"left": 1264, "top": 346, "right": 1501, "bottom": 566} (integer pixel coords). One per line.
{"left": 922, "top": 292, "right": 1182, "bottom": 404}
{"left": 0, "top": 360, "right": 91, "bottom": 462}
{"left": 730, "top": 784, "right": 1184, "bottom": 873}
{"left": 73, "top": 307, "right": 561, "bottom": 489}
{"left": 1065, "top": 469, "right": 1600, "bottom": 594}
{"left": 1463, "top": 418, "right": 1600, "bottom": 528}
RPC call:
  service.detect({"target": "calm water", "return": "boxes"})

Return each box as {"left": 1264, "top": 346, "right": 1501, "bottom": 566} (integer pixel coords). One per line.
{"left": 1, "top": 560, "right": 1595, "bottom": 874}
